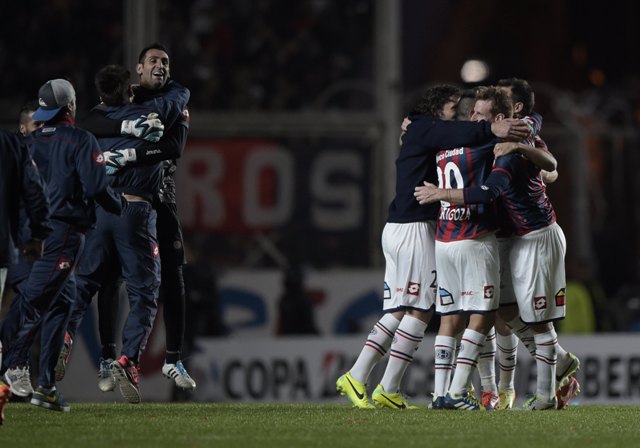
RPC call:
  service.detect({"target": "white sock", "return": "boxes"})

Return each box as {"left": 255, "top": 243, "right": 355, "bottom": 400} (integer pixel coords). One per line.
{"left": 497, "top": 332, "right": 518, "bottom": 391}
{"left": 433, "top": 335, "right": 456, "bottom": 398}
{"left": 448, "top": 329, "right": 486, "bottom": 397}
{"left": 478, "top": 327, "right": 497, "bottom": 394}
{"left": 533, "top": 331, "right": 558, "bottom": 402}
{"left": 508, "top": 317, "right": 537, "bottom": 357}
{"left": 380, "top": 315, "right": 427, "bottom": 393}
{"left": 349, "top": 313, "right": 400, "bottom": 383}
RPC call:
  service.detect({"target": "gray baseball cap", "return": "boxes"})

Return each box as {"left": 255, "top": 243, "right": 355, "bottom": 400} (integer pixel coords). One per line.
{"left": 33, "top": 79, "right": 76, "bottom": 122}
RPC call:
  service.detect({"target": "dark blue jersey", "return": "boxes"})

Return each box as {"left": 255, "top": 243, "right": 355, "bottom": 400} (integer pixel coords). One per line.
{"left": 85, "top": 81, "right": 190, "bottom": 200}
{"left": 92, "top": 103, "right": 164, "bottom": 200}
{"left": 387, "top": 114, "right": 495, "bottom": 223}
{"left": 435, "top": 141, "right": 499, "bottom": 241}
{"left": 133, "top": 81, "right": 190, "bottom": 204}
{"left": 27, "top": 122, "right": 123, "bottom": 228}
{"left": 0, "top": 130, "right": 51, "bottom": 266}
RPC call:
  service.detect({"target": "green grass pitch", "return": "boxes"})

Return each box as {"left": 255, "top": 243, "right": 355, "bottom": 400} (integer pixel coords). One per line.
{"left": 1, "top": 403, "right": 639, "bottom": 448}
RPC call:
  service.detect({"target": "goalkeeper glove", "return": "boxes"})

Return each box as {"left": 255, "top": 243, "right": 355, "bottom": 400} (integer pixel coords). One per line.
{"left": 121, "top": 113, "right": 164, "bottom": 142}
{"left": 103, "top": 148, "right": 137, "bottom": 175}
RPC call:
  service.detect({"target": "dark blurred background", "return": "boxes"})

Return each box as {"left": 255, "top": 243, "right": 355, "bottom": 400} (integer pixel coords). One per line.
{"left": 2, "top": 0, "right": 639, "bottom": 332}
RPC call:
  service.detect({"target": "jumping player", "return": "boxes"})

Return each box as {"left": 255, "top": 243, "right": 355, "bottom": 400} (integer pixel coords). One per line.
{"left": 58, "top": 43, "right": 195, "bottom": 392}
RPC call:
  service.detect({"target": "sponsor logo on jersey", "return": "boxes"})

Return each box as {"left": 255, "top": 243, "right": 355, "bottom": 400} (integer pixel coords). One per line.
{"left": 439, "top": 287, "right": 454, "bottom": 306}
{"left": 152, "top": 243, "right": 160, "bottom": 257}
{"left": 407, "top": 282, "right": 420, "bottom": 296}
{"left": 94, "top": 152, "right": 106, "bottom": 165}
{"left": 383, "top": 282, "right": 391, "bottom": 299}
{"left": 436, "top": 147, "right": 465, "bottom": 162}
{"left": 484, "top": 285, "right": 494, "bottom": 299}
{"left": 56, "top": 258, "right": 72, "bottom": 271}
{"left": 534, "top": 296, "right": 547, "bottom": 310}
{"left": 439, "top": 206, "right": 471, "bottom": 221}
{"left": 555, "top": 288, "right": 566, "bottom": 306}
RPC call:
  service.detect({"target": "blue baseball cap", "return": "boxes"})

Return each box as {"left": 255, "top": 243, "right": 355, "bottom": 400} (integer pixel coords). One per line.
{"left": 33, "top": 79, "right": 76, "bottom": 122}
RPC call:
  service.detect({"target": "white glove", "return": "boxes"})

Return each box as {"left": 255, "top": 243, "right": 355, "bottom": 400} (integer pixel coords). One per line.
{"left": 103, "top": 148, "right": 137, "bottom": 175}
{"left": 121, "top": 113, "right": 164, "bottom": 142}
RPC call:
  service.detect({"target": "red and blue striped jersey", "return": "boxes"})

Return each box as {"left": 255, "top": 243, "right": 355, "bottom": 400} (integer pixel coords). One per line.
{"left": 494, "top": 139, "right": 556, "bottom": 236}
{"left": 435, "top": 141, "right": 499, "bottom": 242}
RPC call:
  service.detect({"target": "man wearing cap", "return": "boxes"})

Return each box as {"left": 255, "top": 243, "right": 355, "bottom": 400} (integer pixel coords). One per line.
{"left": 0, "top": 78, "right": 125, "bottom": 412}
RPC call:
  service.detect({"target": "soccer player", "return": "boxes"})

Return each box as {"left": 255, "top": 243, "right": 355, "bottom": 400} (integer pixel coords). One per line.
{"left": 0, "top": 78, "right": 124, "bottom": 411}
{"left": 416, "top": 85, "right": 577, "bottom": 410}
{"left": 423, "top": 86, "right": 520, "bottom": 411}
{"left": 495, "top": 78, "right": 579, "bottom": 409}
{"left": 336, "top": 85, "right": 531, "bottom": 409}
{"left": 59, "top": 43, "right": 196, "bottom": 392}
{"left": 106, "top": 43, "right": 196, "bottom": 391}
{"left": 63, "top": 64, "right": 188, "bottom": 403}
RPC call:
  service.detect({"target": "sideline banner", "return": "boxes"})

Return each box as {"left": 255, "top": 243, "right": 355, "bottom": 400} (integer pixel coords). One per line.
{"left": 188, "top": 335, "right": 640, "bottom": 405}
{"left": 57, "top": 332, "right": 639, "bottom": 404}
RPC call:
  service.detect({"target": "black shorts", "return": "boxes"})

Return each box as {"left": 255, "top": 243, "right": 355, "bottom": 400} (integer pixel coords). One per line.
{"left": 154, "top": 200, "right": 186, "bottom": 267}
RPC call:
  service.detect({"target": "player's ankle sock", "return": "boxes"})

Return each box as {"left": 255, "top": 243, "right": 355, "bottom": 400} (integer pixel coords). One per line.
{"left": 533, "top": 331, "right": 558, "bottom": 402}
{"left": 165, "top": 351, "right": 180, "bottom": 364}
{"left": 380, "top": 315, "right": 427, "bottom": 393}
{"left": 448, "top": 329, "right": 486, "bottom": 397}
{"left": 497, "top": 332, "right": 518, "bottom": 391}
{"left": 508, "top": 317, "right": 537, "bottom": 357}
{"left": 349, "top": 313, "right": 400, "bottom": 383}
{"left": 434, "top": 335, "right": 456, "bottom": 398}
{"left": 478, "top": 327, "right": 497, "bottom": 394}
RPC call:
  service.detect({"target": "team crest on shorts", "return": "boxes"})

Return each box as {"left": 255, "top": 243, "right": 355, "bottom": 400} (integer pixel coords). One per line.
{"left": 383, "top": 282, "right": 391, "bottom": 299}
{"left": 483, "top": 285, "right": 494, "bottom": 299}
{"left": 407, "top": 282, "right": 420, "bottom": 296}
{"left": 534, "top": 296, "right": 547, "bottom": 310}
{"left": 439, "top": 288, "right": 454, "bottom": 306}
{"left": 555, "top": 288, "right": 566, "bottom": 306}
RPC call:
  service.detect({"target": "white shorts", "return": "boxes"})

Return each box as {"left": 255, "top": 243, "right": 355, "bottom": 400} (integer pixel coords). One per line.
{"left": 509, "top": 223, "right": 567, "bottom": 324}
{"left": 435, "top": 233, "right": 500, "bottom": 315}
{"left": 382, "top": 221, "right": 437, "bottom": 312}
{"left": 498, "top": 237, "right": 517, "bottom": 306}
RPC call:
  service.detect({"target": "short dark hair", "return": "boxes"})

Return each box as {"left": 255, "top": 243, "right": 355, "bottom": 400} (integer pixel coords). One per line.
{"left": 456, "top": 88, "right": 479, "bottom": 121}
{"left": 412, "top": 84, "right": 461, "bottom": 118}
{"left": 497, "top": 77, "right": 534, "bottom": 116}
{"left": 95, "top": 65, "right": 131, "bottom": 106}
{"left": 138, "top": 42, "right": 170, "bottom": 63}
{"left": 475, "top": 86, "right": 513, "bottom": 118}
{"left": 19, "top": 100, "right": 39, "bottom": 124}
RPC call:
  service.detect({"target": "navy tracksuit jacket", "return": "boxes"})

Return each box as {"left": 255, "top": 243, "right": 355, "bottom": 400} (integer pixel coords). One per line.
{"left": 0, "top": 120, "right": 123, "bottom": 387}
